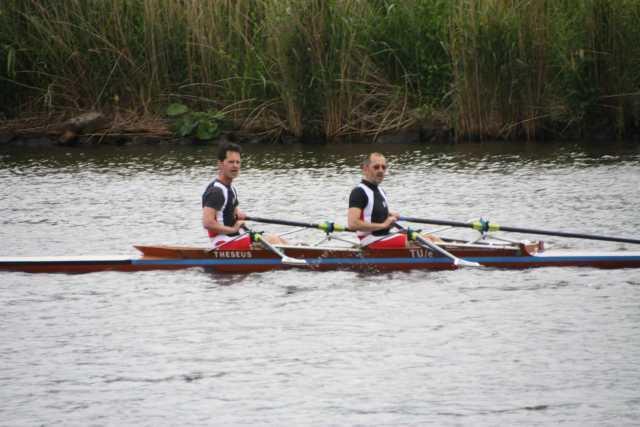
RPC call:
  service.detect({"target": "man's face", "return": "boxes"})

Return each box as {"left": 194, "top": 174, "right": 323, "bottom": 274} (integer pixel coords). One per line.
{"left": 219, "top": 150, "right": 241, "bottom": 180}
{"left": 363, "top": 155, "right": 387, "bottom": 185}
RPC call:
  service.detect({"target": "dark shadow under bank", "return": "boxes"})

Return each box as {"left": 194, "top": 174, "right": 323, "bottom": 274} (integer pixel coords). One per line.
{"left": 1, "top": 112, "right": 640, "bottom": 147}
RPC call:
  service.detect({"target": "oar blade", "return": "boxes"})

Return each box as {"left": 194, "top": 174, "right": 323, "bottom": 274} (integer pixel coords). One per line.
{"left": 281, "top": 256, "right": 308, "bottom": 266}
{"left": 455, "top": 259, "right": 482, "bottom": 268}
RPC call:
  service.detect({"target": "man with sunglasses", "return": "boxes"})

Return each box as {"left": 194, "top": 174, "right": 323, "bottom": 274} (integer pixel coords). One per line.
{"left": 347, "top": 152, "right": 407, "bottom": 249}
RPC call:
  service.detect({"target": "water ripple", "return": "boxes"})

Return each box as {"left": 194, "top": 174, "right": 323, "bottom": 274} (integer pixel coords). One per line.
{"left": 1, "top": 142, "right": 640, "bottom": 426}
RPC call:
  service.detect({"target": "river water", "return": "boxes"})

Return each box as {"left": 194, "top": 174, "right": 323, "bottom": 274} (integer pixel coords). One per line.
{"left": 1, "top": 141, "right": 640, "bottom": 426}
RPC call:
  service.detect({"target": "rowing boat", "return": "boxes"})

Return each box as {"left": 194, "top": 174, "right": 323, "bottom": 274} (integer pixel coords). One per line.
{"left": 2, "top": 239, "right": 640, "bottom": 274}
{"left": 3, "top": 215, "right": 640, "bottom": 274}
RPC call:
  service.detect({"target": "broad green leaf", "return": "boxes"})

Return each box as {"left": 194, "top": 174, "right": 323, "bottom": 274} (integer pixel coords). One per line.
{"left": 166, "top": 103, "right": 189, "bottom": 117}
{"left": 196, "top": 121, "right": 219, "bottom": 140}
{"left": 176, "top": 118, "right": 197, "bottom": 137}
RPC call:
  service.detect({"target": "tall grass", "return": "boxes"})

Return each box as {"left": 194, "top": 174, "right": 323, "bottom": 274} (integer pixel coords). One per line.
{"left": 1, "top": 0, "right": 639, "bottom": 140}
{"left": 449, "top": 0, "right": 640, "bottom": 140}
{"left": 259, "top": 0, "right": 416, "bottom": 138}
{"left": 449, "top": 0, "right": 552, "bottom": 139}
{"left": 580, "top": 0, "right": 640, "bottom": 136}
{"left": 365, "top": 0, "right": 452, "bottom": 106}
{"left": 183, "top": 1, "right": 268, "bottom": 110}
{"left": 0, "top": 0, "right": 188, "bottom": 114}
{"left": 1, "top": 0, "right": 33, "bottom": 115}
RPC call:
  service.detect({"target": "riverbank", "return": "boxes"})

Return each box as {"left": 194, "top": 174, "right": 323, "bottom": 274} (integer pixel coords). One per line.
{"left": 2, "top": 0, "right": 640, "bottom": 143}
{"left": 0, "top": 111, "right": 455, "bottom": 146}
{"left": 2, "top": 110, "right": 638, "bottom": 148}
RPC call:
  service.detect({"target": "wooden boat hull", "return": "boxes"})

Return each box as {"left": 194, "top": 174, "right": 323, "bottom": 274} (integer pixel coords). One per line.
{"left": 2, "top": 243, "right": 640, "bottom": 274}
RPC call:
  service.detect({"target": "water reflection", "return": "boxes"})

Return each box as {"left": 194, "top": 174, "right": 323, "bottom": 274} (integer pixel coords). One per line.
{"left": 202, "top": 271, "right": 253, "bottom": 287}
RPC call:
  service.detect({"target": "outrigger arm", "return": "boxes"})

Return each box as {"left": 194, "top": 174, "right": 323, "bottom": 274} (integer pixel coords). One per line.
{"left": 393, "top": 223, "right": 481, "bottom": 268}
{"left": 244, "top": 227, "right": 308, "bottom": 266}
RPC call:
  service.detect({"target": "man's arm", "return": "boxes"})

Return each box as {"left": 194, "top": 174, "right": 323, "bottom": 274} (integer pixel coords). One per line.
{"left": 347, "top": 207, "right": 398, "bottom": 231}
{"left": 202, "top": 207, "right": 244, "bottom": 234}
{"left": 235, "top": 207, "right": 246, "bottom": 220}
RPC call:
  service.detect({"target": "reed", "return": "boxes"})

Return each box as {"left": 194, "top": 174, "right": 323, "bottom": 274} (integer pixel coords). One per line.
{"left": 1, "top": 0, "right": 639, "bottom": 140}
{"left": 260, "top": 0, "right": 410, "bottom": 138}
{"left": 450, "top": 0, "right": 640, "bottom": 140}
{"left": 0, "top": 0, "right": 423, "bottom": 138}
{"left": 364, "top": 0, "right": 452, "bottom": 106}
{"left": 0, "top": 0, "right": 45, "bottom": 113}
{"left": 181, "top": 1, "right": 268, "bottom": 111}
{"left": 449, "top": 0, "right": 553, "bottom": 140}
{"left": 0, "top": 0, "right": 188, "bottom": 113}
{"left": 575, "top": 0, "right": 640, "bottom": 137}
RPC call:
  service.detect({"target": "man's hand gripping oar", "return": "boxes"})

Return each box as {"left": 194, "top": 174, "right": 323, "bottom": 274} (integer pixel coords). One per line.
{"left": 393, "top": 222, "right": 481, "bottom": 268}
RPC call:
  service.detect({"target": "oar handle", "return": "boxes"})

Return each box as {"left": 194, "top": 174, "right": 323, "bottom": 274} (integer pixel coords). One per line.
{"left": 400, "top": 216, "right": 640, "bottom": 245}
{"left": 495, "top": 225, "right": 640, "bottom": 245}
{"left": 245, "top": 216, "right": 352, "bottom": 233}
{"left": 400, "top": 216, "right": 470, "bottom": 228}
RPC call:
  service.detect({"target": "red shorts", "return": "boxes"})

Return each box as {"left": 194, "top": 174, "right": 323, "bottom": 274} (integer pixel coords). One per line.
{"left": 362, "top": 233, "right": 407, "bottom": 249}
{"left": 211, "top": 234, "right": 252, "bottom": 250}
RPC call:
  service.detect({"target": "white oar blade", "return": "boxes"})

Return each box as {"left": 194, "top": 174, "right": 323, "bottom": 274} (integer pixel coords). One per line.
{"left": 454, "top": 259, "right": 482, "bottom": 268}
{"left": 281, "top": 256, "right": 308, "bottom": 266}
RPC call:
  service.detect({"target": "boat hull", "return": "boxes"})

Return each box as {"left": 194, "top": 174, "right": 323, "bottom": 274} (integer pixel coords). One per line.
{"left": 1, "top": 243, "right": 640, "bottom": 274}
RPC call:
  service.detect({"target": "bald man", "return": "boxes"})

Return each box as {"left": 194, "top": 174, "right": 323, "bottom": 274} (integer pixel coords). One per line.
{"left": 347, "top": 153, "right": 407, "bottom": 249}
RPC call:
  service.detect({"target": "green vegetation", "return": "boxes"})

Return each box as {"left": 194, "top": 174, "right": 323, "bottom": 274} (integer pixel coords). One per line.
{"left": 1, "top": 0, "right": 639, "bottom": 141}
{"left": 166, "top": 103, "right": 226, "bottom": 141}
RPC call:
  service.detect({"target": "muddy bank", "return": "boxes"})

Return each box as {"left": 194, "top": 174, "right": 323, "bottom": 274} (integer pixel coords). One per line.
{"left": 2, "top": 111, "right": 639, "bottom": 147}
{"left": 0, "top": 112, "right": 455, "bottom": 146}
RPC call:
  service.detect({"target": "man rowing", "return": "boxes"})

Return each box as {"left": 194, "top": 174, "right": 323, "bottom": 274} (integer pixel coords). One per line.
{"left": 348, "top": 152, "right": 441, "bottom": 249}
{"left": 347, "top": 152, "right": 407, "bottom": 249}
{"left": 202, "top": 142, "right": 285, "bottom": 250}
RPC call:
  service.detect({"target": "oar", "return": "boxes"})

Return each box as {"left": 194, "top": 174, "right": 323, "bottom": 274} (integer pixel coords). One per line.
{"left": 399, "top": 216, "right": 640, "bottom": 245}
{"left": 242, "top": 226, "right": 307, "bottom": 266}
{"left": 246, "top": 216, "right": 352, "bottom": 233}
{"left": 393, "top": 223, "right": 481, "bottom": 268}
